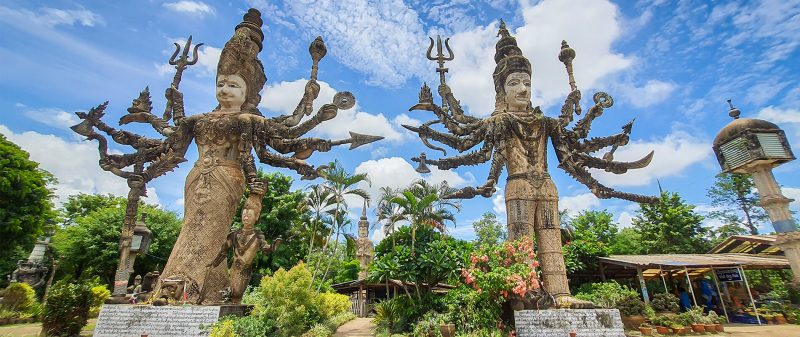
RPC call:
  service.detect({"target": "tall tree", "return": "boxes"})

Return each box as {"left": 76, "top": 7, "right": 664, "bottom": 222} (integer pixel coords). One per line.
{"left": 706, "top": 172, "right": 767, "bottom": 235}
{"left": 302, "top": 184, "right": 335, "bottom": 265}
{"left": 632, "top": 192, "right": 710, "bottom": 254}
{"left": 0, "top": 135, "right": 57, "bottom": 284}
{"left": 375, "top": 186, "right": 405, "bottom": 246}
{"left": 51, "top": 195, "right": 181, "bottom": 285}
{"left": 609, "top": 228, "right": 644, "bottom": 255}
{"left": 563, "top": 210, "right": 617, "bottom": 274}
{"left": 472, "top": 212, "right": 506, "bottom": 247}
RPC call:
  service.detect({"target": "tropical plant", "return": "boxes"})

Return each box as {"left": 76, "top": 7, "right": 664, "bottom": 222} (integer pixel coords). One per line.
{"left": 0, "top": 282, "right": 37, "bottom": 314}
{"left": 305, "top": 184, "right": 336, "bottom": 264}
{"left": 650, "top": 293, "right": 680, "bottom": 313}
{"left": 632, "top": 192, "right": 710, "bottom": 254}
{"left": 375, "top": 186, "right": 405, "bottom": 247}
{"left": 707, "top": 172, "right": 768, "bottom": 236}
{"left": 314, "top": 161, "right": 370, "bottom": 289}
{"left": 41, "top": 280, "right": 94, "bottom": 337}
{"left": 574, "top": 281, "right": 640, "bottom": 309}
{"left": 374, "top": 298, "right": 402, "bottom": 334}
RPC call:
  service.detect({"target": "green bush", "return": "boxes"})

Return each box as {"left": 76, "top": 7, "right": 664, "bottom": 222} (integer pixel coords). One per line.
{"left": 616, "top": 295, "right": 646, "bottom": 316}
{"left": 300, "top": 312, "right": 356, "bottom": 337}
{"left": 374, "top": 298, "right": 402, "bottom": 334}
{"left": 41, "top": 281, "right": 94, "bottom": 337}
{"left": 650, "top": 293, "right": 680, "bottom": 313}
{"left": 89, "top": 285, "right": 110, "bottom": 318}
{"left": 411, "top": 312, "right": 444, "bottom": 337}
{"left": 1, "top": 282, "right": 37, "bottom": 313}
{"left": 319, "top": 292, "right": 351, "bottom": 319}
{"left": 574, "top": 281, "right": 639, "bottom": 309}
{"left": 442, "top": 286, "right": 502, "bottom": 333}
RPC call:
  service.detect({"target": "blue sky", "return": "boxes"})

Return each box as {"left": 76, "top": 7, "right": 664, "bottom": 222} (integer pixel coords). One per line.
{"left": 2, "top": 0, "right": 799, "bottom": 243}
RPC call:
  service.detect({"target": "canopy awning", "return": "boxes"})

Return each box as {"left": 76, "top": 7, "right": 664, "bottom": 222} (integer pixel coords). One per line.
{"left": 598, "top": 253, "right": 790, "bottom": 279}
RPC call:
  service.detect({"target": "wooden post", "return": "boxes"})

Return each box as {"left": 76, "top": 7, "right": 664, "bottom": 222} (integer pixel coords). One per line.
{"left": 710, "top": 266, "right": 729, "bottom": 322}
{"left": 740, "top": 265, "right": 762, "bottom": 325}
{"left": 659, "top": 265, "right": 668, "bottom": 293}
{"left": 599, "top": 262, "right": 607, "bottom": 281}
{"left": 684, "top": 266, "right": 698, "bottom": 307}
{"left": 637, "top": 268, "right": 650, "bottom": 304}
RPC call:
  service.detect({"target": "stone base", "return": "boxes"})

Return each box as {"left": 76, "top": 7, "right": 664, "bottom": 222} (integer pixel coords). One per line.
{"left": 514, "top": 309, "right": 625, "bottom": 337}
{"left": 94, "top": 304, "right": 250, "bottom": 337}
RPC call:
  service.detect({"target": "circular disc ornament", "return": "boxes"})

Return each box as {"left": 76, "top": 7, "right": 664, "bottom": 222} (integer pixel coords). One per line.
{"left": 333, "top": 91, "right": 355, "bottom": 110}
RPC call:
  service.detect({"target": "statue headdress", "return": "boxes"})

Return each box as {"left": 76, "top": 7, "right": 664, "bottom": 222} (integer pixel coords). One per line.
{"left": 217, "top": 8, "right": 266, "bottom": 114}
{"left": 492, "top": 19, "right": 531, "bottom": 94}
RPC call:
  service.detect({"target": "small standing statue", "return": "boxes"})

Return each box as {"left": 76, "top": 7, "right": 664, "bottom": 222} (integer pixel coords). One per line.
{"left": 404, "top": 21, "right": 657, "bottom": 308}
{"left": 203, "top": 179, "right": 280, "bottom": 304}
{"left": 354, "top": 201, "right": 374, "bottom": 279}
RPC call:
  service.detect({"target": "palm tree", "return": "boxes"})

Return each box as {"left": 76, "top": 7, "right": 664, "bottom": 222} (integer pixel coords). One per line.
{"left": 315, "top": 161, "right": 370, "bottom": 289}
{"left": 390, "top": 189, "right": 457, "bottom": 255}
{"left": 375, "top": 186, "right": 404, "bottom": 247}
{"left": 304, "top": 184, "right": 336, "bottom": 267}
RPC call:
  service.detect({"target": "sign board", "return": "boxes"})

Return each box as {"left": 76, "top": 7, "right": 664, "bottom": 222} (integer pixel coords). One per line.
{"left": 715, "top": 268, "right": 742, "bottom": 282}
{"left": 94, "top": 305, "right": 221, "bottom": 337}
{"left": 515, "top": 309, "right": 625, "bottom": 337}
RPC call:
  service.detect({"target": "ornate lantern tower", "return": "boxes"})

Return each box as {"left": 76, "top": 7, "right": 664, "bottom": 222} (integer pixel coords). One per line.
{"left": 713, "top": 100, "right": 799, "bottom": 281}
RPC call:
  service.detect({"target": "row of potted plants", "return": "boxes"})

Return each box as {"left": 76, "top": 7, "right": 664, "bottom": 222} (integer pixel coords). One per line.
{"left": 638, "top": 307, "right": 725, "bottom": 336}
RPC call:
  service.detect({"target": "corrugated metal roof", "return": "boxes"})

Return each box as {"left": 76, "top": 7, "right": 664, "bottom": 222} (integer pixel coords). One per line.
{"left": 599, "top": 253, "right": 789, "bottom": 270}
{"left": 708, "top": 235, "right": 780, "bottom": 254}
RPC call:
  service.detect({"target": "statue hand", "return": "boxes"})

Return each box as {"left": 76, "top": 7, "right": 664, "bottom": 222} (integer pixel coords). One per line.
{"left": 249, "top": 180, "right": 266, "bottom": 195}
{"left": 166, "top": 85, "right": 183, "bottom": 101}
{"left": 318, "top": 104, "right": 338, "bottom": 121}
{"left": 304, "top": 80, "right": 321, "bottom": 102}
{"left": 438, "top": 84, "right": 451, "bottom": 97}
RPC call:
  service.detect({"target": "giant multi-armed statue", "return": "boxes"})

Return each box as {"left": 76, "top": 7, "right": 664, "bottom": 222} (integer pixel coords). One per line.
{"left": 71, "top": 9, "right": 381, "bottom": 304}
{"left": 405, "top": 21, "right": 657, "bottom": 307}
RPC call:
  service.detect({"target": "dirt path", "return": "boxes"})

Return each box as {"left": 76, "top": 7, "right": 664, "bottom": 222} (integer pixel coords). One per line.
{"left": 333, "top": 317, "right": 375, "bottom": 337}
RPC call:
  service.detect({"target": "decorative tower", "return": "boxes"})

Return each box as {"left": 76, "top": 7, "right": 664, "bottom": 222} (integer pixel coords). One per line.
{"left": 355, "top": 201, "right": 374, "bottom": 279}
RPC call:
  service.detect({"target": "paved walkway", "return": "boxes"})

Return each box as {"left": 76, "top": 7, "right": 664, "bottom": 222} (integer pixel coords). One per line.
{"left": 333, "top": 317, "right": 375, "bottom": 337}
{"left": 722, "top": 323, "right": 800, "bottom": 336}
{"left": 0, "top": 319, "right": 96, "bottom": 337}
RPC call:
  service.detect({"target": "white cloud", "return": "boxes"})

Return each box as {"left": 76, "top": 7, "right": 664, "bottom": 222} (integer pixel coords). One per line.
{"left": 23, "top": 108, "right": 80, "bottom": 131}
{"left": 0, "top": 125, "right": 159, "bottom": 206}
{"left": 252, "top": 0, "right": 429, "bottom": 87}
{"left": 559, "top": 192, "right": 601, "bottom": 218}
{"left": 370, "top": 146, "right": 389, "bottom": 159}
{"left": 755, "top": 106, "right": 800, "bottom": 147}
{"left": 163, "top": 1, "right": 215, "bottom": 17}
{"left": 38, "top": 7, "right": 104, "bottom": 27}
{"left": 353, "top": 157, "right": 471, "bottom": 204}
{"left": 592, "top": 130, "right": 712, "bottom": 187}
{"left": 617, "top": 211, "right": 634, "bottom": 229}
{"left": 492, "top": 192, "right": 506, "bottom": 215}
{"left": 259, "top": 79, "right": 408, "bottom": 142}
{"left": 446, "top": 0, "right": 633, "bottom": 116}
{"left": 783, "top": 187, "right": 800, "bottom": 211}
{"left": 618, "top": 80, "right": 677, "bottom": 108}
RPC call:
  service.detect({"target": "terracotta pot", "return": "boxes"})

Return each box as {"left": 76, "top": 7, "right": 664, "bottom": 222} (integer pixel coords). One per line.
{"left": 672, "top": 327, "right": 686, "bottom": 335}
{"left": 638, "top": 327, "right": 653, "bottom": 336}
{"left": 569, "top": 332, "right": 577, "bottom": 337}
{"left": 704, "top": 324, "right": 716, "bottom": 332}
{"left": 655, "top": 326, "right": 670, "bottom": 334}
{"left": 776, "top": 315, "right": 787, "bottom": 324}
{"left": 715, "top": 324, "right": 724, "bottom": 332}
{"left": 690, "top": 323, "right": 705, "bottom": 333}
{"left": 439, "top": 324, "right": 456, "bottom": 337}
{"left": 621, "top": 314, "right": 647, "bottom": 330}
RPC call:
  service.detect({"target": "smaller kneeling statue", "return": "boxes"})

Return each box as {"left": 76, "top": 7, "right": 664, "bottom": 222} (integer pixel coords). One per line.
{"left": 202, "top": 179, "right": 280, "bottom": 304}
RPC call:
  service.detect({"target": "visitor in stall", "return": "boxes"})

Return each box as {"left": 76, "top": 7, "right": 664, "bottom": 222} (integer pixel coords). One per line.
{"left": 698, "top": 277, "right": 718, "bottom": 313}
{"left": 677, "top": 285, "right": 692, "bottom": 311}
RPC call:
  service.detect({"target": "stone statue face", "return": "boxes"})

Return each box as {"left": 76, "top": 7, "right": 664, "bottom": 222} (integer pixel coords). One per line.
{"left": 216, "top": 74, "right": 247, "bottom": 110}
{"left": 241, "top": 206, "right": 257, "bottom": 229}
{"left": 503, "top": 72, "right": 531, "bottom": 112}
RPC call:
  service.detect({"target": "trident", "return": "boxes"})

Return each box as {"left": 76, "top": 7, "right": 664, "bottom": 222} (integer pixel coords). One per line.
{"left": 426, "top": 35, "right": 454, "bottom": 112}
{"left": 163, "top": 36, "right": 203, "bottom": 122}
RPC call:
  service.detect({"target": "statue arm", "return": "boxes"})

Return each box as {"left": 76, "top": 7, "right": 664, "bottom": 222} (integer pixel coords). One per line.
{"left": 253, "top": 146, "right": 323, "bottom": 180}
{"left": 438, "top": 84, "right": 481, "bottom": 125}
{"left": 402, "top": 123, "right": 484, "bottom": 152}
{"left": 284, "top": 104, "right": 339, "bottom": 139}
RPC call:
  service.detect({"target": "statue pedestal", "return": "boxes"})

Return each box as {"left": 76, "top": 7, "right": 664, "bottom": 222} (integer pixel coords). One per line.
{"left": 94, "top": 304, "right": 251, "bottom": 337}
{"left": 514, "top": 309, "right": 625, "bottom": 337}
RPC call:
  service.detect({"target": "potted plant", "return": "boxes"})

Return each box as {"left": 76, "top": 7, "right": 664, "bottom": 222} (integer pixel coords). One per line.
{"left": 670, "top": 323, "right": 686, "bottom": 335}
{"left": 651, "top": 315, "right": 673, "bottom": 334}
{"left": 438, "top": 312, "right": 455, "bottom": 337}
{"left": 617, "top": 295, "right": 647, "bottom": 329}
{"left": 638, "top": 322, "right": 653, "bottom": 336}
{"left": 651, "top": 293, "right": 680, "bottom": 313}
{"left": 682, "top": 307, "right": 705, "bottom": 333}
{"left": 708, "top": 311, "right": 725, "bottom": 332}
{"left": 775, "top": 313, "right": 787, "bottom": 324}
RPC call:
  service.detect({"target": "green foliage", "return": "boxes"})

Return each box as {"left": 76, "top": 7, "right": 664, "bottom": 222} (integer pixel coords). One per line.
{"left": 373, "top": 297, "right": 406, "bottom": 334}
{"left": 650, "top": 293, "right": 680, "bottom": 313}
{"left": 706, "top": 172, "right": 768, "bottom": 236}
{"left": 472, "top": 212, "right": 506, "bottom": 248}
{"left": 0, "top": 135, "right": 57, "bottom": 285}
{"left": 574, "top": 281, "right": 640, "bottom": 310}
{"left": 616, "top": 295, "right": 646, "bottom": 316}
{"left": 51, "top": 195, "right": 181, "bottom": 284}
{"left": 608, "top": 228, "right": 644, "bottom": 255}
{"left": 563, "top": 238, "right": 607, "bottom": 274}
{"left": 332, "top": 259, "right": 360, "bottom": 283}
{"left": 442, "top": 286, "right": 504, "bottom": 333}
{"left": 209, "top": 319, "right": 237, "bottom": 337}
{"left": 632, "top": 192, "right": 710, "bottom": 254}
{"left": 89, "top": 284, "right": 110, "bottom": 317}
{"left": 370, "top": 226, "right": 470, "bottom": 303}
{"left": 41, "top": 280, "right": 94, "bottom": 337}
{"left": 300, "top": 312, "right": 356, "bottom": 337}
{"left": 318, "top": 292, "right": 352, "bottom": 319}
{"left": 411, "top": 312, "right": 444, "bottom": 337}
{"left": 0, "top": 282, "right": 37, "bottom": 314}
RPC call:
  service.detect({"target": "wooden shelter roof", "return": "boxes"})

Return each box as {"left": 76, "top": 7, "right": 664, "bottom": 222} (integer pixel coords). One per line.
{"left": 707, "top": 235, "right": 781, "bottom": 255}
{"left": 598, "top": 253, "right": 789, "bottom": 279}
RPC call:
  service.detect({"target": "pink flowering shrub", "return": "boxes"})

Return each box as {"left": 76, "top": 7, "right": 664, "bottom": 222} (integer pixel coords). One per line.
{"left": 460, "top": 236, "right": 541, "bottom": 301}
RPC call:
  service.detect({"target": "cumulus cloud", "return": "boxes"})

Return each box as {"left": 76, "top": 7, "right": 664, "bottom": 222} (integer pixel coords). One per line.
{"left": 163, "top": 1, "right": 214, "bottom": 17}
{"left": 36, "top": 7, "right": 104, "bottom": 27}
{"left": 756, "top": 106, "right": 800, "bottom": 147}
{"left": 492, "top": 193, "right": 506, "bottom": 215}
{"left": 618, "top": 80, "right": 677, "bottom": 108}
{"left": 783, "top": 187, "right": 800, "bottom": 211}
{"left": 446, "top": 0, "right": 633, "bottom": 116}
{"left": 617, "top": 211, "right": 634, "bottom": 229}
{"left": 23, "top": 108, "right": 80, "bottom": 131}
{"left": 559, "top": 192, "right": 601, "bottom": 217}
{"left": 592, "top": 130, "right": 712, "bottom": 187}
{"left": 0, "top": 125, "right": 160, "bottom": 206}
{"left": 259, "top": 79, "right": 408, "bottom": 142}
{"left": 353, "top": 157, "right": 472, "bottom": 203}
